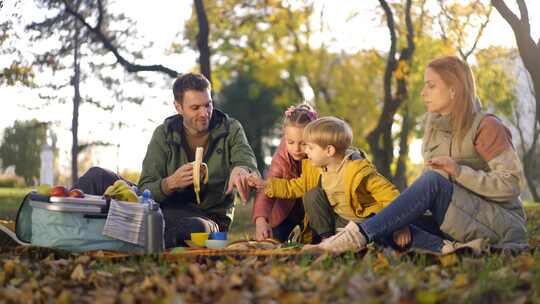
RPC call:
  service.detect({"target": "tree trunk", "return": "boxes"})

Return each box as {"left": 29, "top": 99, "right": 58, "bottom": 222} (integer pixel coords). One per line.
{"left": 71, "top": 26, "right": 81, "bottom": 186}
{"left": 523, "top": 157, "right": 540, "bottom": 201}
{"left": 367, "top": 0, "right": 414, "bottom": 181}
{"left": 194, "top": 0, "right": 212, "bottom": 84}
{"left": 492, "top": 0, "right": 540, "bottom": 201}
{"left": 394, "top": 106, "right": 412, "bottom": 190}
{"left": 492, "top": 0, "right": 540, "bottom": 127}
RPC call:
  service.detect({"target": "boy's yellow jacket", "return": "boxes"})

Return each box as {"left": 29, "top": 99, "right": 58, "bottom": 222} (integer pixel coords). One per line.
{"left": 265, "top": 151, "right": 400, "bottom": 219}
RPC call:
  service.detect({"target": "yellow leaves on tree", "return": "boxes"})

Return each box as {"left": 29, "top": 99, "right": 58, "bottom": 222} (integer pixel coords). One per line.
{"left": 394, "top": 59, "right": 410, "bottom": 81}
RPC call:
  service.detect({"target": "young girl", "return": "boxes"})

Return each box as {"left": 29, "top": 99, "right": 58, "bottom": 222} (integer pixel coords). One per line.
{"left": 252, "top": 104, "right": 317, "bottom": 242}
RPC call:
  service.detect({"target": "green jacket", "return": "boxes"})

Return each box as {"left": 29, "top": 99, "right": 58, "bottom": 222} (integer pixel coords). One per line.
{"left": 138, "top": 109, "right": 258, "bottom": 218}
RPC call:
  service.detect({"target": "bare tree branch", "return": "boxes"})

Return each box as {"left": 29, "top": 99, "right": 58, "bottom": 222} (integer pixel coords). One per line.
{"left": 61, "top": 0, "right": 179, "bottom": 78}
{"left": 462, "top": 4, "right": 492, "bottom": 60}
{"left": 194, "top": 0, "right": 212, "bottom": 83}
{"left": 96, "top": 0, "right": 104, "bottom": 30}
{"left": 491, "top": 0, "right": 521, "bottom": 31}
{"left": 517, "top": 0, "right": 530, "bottom": 31}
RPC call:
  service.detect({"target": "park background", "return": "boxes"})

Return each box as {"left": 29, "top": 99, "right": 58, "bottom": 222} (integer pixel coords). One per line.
{"left": 1, "top": 1, "right": 540, "bottom": 302}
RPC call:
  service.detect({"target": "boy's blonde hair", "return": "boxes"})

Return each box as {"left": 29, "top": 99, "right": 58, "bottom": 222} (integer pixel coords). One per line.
{"left": 303, "top": 117, "right": 352, "bottom": 154}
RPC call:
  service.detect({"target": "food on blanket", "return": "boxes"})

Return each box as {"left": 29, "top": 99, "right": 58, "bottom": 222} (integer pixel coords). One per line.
{"left": 192, "top": 147, "right": 209, "bottom": 204}
{"left": 103, "top": 180, "right": 138, "bottom": 203}
{"left": 37, "top": 184, "right": 51, "bottom": 196}
{"left": 49, "top": 185, "right": 68, "bottom": 197}
{"left": 68, "top": 188, "right": 85, "bottom": 198}
{"left": 226, "top": 239, "right": 280, "bottom": 250}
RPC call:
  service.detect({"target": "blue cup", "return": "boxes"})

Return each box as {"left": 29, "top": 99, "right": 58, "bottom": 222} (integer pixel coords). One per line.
{"left": 210, "top": 232, "right": 227, "bottom": 240}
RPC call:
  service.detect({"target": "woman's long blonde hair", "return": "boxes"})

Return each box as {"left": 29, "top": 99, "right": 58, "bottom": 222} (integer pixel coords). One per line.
{"left": 427, "top": 56, "right": 478, "bottom": 149}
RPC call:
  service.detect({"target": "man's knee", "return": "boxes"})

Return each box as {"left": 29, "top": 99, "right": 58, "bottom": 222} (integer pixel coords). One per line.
{"left": 81, "top": 166, "right": 111, "bottom": 179}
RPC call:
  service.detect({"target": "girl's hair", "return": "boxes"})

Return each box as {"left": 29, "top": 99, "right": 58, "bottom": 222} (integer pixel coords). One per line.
{"left": 282, "top": 103, "right": 318, "bottom": 128}
{"left": 427, "top": 55, "right": 478, "bottom": 149}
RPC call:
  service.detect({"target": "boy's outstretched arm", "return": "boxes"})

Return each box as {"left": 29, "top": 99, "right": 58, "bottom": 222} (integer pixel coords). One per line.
{"left": 264, "top": 175, "right": 307, "bottom": 200}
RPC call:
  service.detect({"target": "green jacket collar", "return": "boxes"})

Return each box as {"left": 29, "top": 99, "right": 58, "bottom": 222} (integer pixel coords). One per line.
{"left": 163, "top": 109, "right": 230, "bottom": 145}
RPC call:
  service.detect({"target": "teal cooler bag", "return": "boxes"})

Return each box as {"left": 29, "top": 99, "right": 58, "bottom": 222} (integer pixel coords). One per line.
{"left": 16, "top": 192, "right": 144, "bottom": 253}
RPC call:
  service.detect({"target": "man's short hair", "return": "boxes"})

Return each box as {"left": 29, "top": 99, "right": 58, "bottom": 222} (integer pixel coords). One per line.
{"left": 172, "top": 73, "right": 211, "bottom": 103}
{"left": 304, "top": 117, "right": 353, "bottom": 154}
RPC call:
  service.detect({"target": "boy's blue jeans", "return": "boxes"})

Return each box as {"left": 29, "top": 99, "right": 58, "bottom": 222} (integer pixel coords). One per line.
{"left": 359, "top": 171, "right": 454, "bottom": 253}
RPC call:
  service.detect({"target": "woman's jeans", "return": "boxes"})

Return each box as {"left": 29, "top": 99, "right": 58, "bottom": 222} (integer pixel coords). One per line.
{"left": 359, "top": 171, "right": 454, "bottom": 253}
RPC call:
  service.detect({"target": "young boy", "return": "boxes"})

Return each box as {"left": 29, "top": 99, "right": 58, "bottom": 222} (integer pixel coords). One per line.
{"left": 248, "top": 117, "right": 403, "bottom": 248}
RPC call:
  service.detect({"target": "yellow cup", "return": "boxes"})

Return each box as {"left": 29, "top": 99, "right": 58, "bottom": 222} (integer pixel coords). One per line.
{"left": 190, "top": 232, "right": 209, "bottom": 247}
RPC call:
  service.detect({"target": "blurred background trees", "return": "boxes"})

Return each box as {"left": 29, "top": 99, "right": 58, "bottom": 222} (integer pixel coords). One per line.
{"left": 0, "top": 0, "right": 538, "bottom": 201}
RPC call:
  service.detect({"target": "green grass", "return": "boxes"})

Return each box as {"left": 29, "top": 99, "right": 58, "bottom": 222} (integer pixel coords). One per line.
{"left": 228, "top": 202, "right": 255, "bottom": 241}
{"left": 0, "top": 187, "right": 31, "bottom": 219}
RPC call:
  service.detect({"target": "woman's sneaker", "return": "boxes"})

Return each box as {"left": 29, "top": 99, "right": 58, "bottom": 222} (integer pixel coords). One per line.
{"left": 441, "top": 238, "right": 489, "bottom": 256}
{"left": 303, "top": 221, "right": 367, "bottom": 253}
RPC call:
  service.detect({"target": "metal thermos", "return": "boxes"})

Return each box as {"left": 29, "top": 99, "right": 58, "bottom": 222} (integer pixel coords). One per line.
{"left": 145, "top": 196, "right": 164, "bottom": 254}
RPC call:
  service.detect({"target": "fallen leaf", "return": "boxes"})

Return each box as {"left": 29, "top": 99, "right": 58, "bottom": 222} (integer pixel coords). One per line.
{"left": 141, "top": 276, "right": 154, "bottom": 289}
{"left": 255, "top": 275, "right": 280, "bottom": 298}
{"left": 489, "top": 267, "right": 514, "bottom": 280}
{"left": 513, "top": 254, "right": 535, "bottom": 273}
{"left": 228, "top": 272, "right": 244, "bottom": 288}
{"left": 217, "top": 290, "right": 253, "bottom": 304}
{"left": 75, "top": 255, "right": 91, "bottom": 265}
{"left": 453, "top": 273, "right": 468, "bottom": 288}
{"left": 188, "top": 264, "right": 205, "bottom": 286}
{"left": 415, "top": 290, "right": 440, "bottom": 304}
{"left": 374, "top": 252, "right": 390, "bottom": 272}
{"left": 279, "top": 291, "right": 307, "bottom": 303}
{"left": 439, "top": 254, "right": 459, "bottom": 267}
{"left": 3, "top": 259, "right": 16, "bottom": 279}
{"left": 70, "top": 264, "right": 86, "bottom": 281}
{"left": 118, "top": 266, "right": 136, "bottom": 274}
{"left": 97, "top": 270, "right": 113, "bottom": 278}
{"left": 56, "top": 290, "right": 72, "bottom": 304}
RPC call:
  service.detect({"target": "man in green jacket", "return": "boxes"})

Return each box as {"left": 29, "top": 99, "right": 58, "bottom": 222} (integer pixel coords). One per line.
{"left": 138, "top": 73, "right": 258, "bottom": 248}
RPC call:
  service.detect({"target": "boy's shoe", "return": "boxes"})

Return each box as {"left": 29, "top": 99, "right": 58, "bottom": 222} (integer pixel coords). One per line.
{"left": 0, "top": 221, "right": 29, "bottom": 247}
{"left": 303, "top": 221, "right": 367, "bottom": 253}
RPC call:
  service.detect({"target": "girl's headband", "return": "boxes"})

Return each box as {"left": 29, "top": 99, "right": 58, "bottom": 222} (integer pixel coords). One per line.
{"left": 284, "top": 105, "right": 318, "bottom": 121}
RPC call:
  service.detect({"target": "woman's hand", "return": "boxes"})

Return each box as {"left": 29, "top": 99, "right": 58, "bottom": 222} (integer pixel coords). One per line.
{"left": 393, "top": 226, "right": 411, "bottom": 248}
{"left": 255, "top": 217, "right": 272, "bottom": 241}
{"left": 427, "top": 156, "right": 459, "bottom": 176}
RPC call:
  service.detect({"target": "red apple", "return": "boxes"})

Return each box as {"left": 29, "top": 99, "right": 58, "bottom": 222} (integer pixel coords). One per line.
{"left": 68, "top": 188, "right": 85, "bottom": 198}
{"left": 49, "top": 185, "right": 68, "bottom": 197}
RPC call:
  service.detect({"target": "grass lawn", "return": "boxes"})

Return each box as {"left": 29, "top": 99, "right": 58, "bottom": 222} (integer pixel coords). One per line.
{"left": 1, "top": 188, "right": 540, "bottom": 302}
{"left": 0, "top": 187, "right": 31, "bottom": 220}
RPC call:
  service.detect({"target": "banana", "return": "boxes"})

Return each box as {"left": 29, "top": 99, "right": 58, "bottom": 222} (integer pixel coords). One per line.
{"left": 104, "top": 180, "right": 138, "bottom": 203}
{"left": 193, "top": 147, "right": 209, "bottom": 204}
